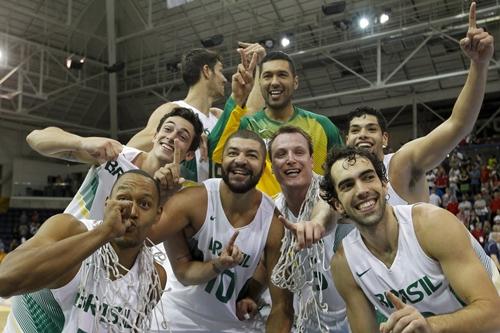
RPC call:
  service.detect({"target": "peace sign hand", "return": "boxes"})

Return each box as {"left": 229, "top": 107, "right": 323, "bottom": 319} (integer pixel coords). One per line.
{"left": 459, "top": 2, "right": 494, "bottom": 65}
{"left": 232, "top": 50, "right": 259, "bottom": 107}
{"left": 154, "top": 139, "right": 185, "bottom": 202}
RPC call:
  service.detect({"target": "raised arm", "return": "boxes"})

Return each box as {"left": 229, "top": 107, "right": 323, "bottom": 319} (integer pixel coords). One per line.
{"left": 26, "top": 126, "right": 123, "bottom": 165}
{"left": 265, "top": 211, "right": 294, "bottom": 333}
{"left": 396, "top": 2, "right": 494, "bottom": 175}
{"left": 0, "top": 200, "right": 131, "bottom": 297}
{"left": 331, "top": 246, "right": 379, "bottom": 333}
{"left": 127, "top": 102, "right": 176, "bottom": 151}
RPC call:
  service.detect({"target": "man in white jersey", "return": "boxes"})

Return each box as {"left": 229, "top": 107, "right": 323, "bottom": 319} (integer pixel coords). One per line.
{"left": 0, "top": 170, "right": 166, "bottom": 332}
{"left": 149, "top": 129, "right": 293, "bottom": 332}
{"left": 128, "top": 44, "right": 265, "bottom": 182}
{"left": 320, "top": 146, "right": 500, "bottom": 333}
{"left": 26, "top": 107, "right": 204, "bottom": 220}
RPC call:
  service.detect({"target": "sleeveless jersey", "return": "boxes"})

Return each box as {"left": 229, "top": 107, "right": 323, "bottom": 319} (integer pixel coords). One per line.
{"left": 209, "top": 97, "right": 343, "bottom": 197}
{"left": 275, "top": 193, "right": 351, "bottom": 333}
{"left": 161, "top": 178, "right": 275, "bottom": 332}
{"left": 383, "top": 154, "right": 409, "bottom": 206}
{"left": 342, "top": 205, "right": 463, "bottom": 319}
{"left": 5, "top": 219, "right": 147, "bottom": 333}
{"left": 64, "top": 146, "right": 141, "bottom": 220}
{"left": 174, "top": 100, "right": 218, "bottom": 183}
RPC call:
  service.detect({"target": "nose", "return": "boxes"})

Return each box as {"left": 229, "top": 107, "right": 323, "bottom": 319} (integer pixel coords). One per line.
{"left": 270, "top": 75, "right": 280, "bottom": 87}
{"left": 130, "top": 201, "right": 139, "bottom": 218}
{"left": 354, "top": 180, "right": 370, "bottom": 199}
{"left": 234, "top": 152, "right": 248, "bottom": 165}
{"left": 285, "top": 151, "right": 296, "bottom": 164}
{"left": 165, "top": 129, "right": 177, "bottom": 142}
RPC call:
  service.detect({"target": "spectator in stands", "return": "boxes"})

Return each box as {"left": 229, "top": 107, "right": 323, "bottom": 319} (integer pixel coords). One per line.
{"left": 474, "top": 193, "right": 489, "bottom": 223}
{"left": 481, "top": 164, "right": 490, "bottom": 187}
{"left": 435, "top": 166, "right": 448, "bottom": 197}
{"left": 429, "top": 187, "right": 442, "bottom": 207}
{"left": 470, "top": 162, "right": 481, "bottom": 195}
{"left": 449, "top": 164, "right": 460, "bottom": 196}
{"left": 426, "top": 168, "right": 437, "bottom": 191}
{"left": 446, "top": 193, "right": 460, "bottom": 215}
{"left": 442, "top": 187, "right": 453, "bottom": 208}
{"left": 494, "top": 209, "right": 500, "bottom": 226}
{"left": 28, "top": 219, "right": 40, "bottom": 237}
{"left": 471, "top": 218, "right": 485, "bottom": 245}
{"left": 19, "top": 211, "right": 28, "bottom": 225}
{"left": 459, "top": 166, "right": 471, "bottom": 195}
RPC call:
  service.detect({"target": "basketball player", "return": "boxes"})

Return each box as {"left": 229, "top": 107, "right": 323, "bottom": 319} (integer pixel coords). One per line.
{"left": 26, "top": 107, "right": 203, "bottom": 220}
{"left": 321, "top": 146, "right": 500, "bottom": 333}
{"left": 0, "top": 170, "right": 166, "bottom": 332}
{"left": 149, "top": 129, "right": 293, "bottom": 332}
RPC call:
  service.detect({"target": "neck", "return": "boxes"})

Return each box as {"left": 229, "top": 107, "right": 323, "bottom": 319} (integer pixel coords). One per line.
{"left": 282, "top": 183, "right": 310, "bottom": 216}
{"left": 357, "top": 206, "right": 399, "bottom": 267}
{"left": 265, "top": 103, "right": 294, "bottom": 122}
{"left": 184, "top": 86, "right": 214, "bottom": 116}
{"left": 219, "top": 181, "right": 259, "bottom": 215}
{"left": 110, "top": 243, "right": 142, "bottom": 276}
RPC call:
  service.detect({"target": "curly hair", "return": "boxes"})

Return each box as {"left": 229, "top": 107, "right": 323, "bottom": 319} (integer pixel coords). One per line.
{"left": 320, "top": 146, "right": 387, "bottom": 204}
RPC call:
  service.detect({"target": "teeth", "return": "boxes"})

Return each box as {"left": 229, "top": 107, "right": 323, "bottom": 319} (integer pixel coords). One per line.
{"left": 285, "top": 169, "right": 300, "bottom": 175}
{"left": 270, "top": 90, "right": 282, "bottom": 96}
{"left": 358, "top": 200, "right": 375, "bottom": 210}
{"left": 357, "top": 143, "right": 372, "bottom": 148}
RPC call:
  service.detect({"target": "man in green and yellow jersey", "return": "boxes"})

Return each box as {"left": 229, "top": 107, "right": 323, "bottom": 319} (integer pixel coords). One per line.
{"left": 209, "top": 51, "right": 343, "bottom": 197}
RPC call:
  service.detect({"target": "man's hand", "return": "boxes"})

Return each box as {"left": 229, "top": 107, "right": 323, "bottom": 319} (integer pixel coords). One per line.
{"left": 379, "top": 292, "right": 432, "bottom": 333}
{"left": 80, "top": 137, "right": 123, "bottom": 164}
{"left": 213, "top": 231, "right": 244, "bottom": 272}
{"left": 101, "top": 199, "right": 134, "bottom": 239}
{"left": 279, "top": 215, "right": 326, "bottom": 250}
{"left": 236, "top": 297, "right": 259, "bottom": 321}
{"left": 154, "top": 139, "right": 185, "bottom": 201}
{"left": 237, "top": 41, "right": 267, "bottom": 64}
{"left": 459, "top": 2, "right": 494, "bottom": 65}
{"left": 232, "top": 51, "right": 258, "bottom": 107}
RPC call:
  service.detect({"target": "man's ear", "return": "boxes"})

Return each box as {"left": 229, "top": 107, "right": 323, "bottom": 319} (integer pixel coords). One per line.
{"left": 202, "top": 64, "right": 211, "bottom": 80}
{"left": 333, "top": 199, "right": 345, "bottom": 215}
{"left": 293, "top": 75, "right": 299, "bottom": 90}
{"left": 184, "top": 150, "right": 195, "bottom": 162}
{"left": 382, "top": 131, "right": 389, "bottom": 149}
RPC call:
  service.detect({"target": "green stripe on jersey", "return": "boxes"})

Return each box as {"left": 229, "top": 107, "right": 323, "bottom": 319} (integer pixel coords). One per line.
{"left": 12, "top": 290, "right": 65, "bottom": 333}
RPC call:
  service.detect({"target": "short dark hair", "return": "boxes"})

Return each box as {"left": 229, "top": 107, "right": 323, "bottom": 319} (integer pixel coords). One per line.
{"left": 112, "top": 169, "right": 161, "bottom": 205}
{"left": 181, "top": 48, "right": 222, "bottom": 87}
{"left": 156, "top": 107, "right": 204, "bottom": 152}
{"left": 267, "top": 125, "right": 313, "bottom": 162}
{"left": 259, "top": 51, "right": 296, "bottom": 77}
{"left": 320, "top": 146, "right": 387, "bottom": 203}
{"left": 223, "top": 129, "right": 266, "bottom": 158}
{"left": 346, "top": 106, "right": 388, "bottom": 133}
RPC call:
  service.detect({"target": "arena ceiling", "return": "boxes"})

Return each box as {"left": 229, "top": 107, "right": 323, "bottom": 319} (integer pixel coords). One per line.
{"left": 0, "top": 0, "right": 499, "bottom": 140}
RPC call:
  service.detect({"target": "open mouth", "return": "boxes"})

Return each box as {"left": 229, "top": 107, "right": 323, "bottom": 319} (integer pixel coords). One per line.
{"left": 356, "top": 142, "right": 373, "bottom": 149}
{"left": 284, "top": 168, "right": 301, "bottom": 177}
{"left": 160, "top": 142, "right": 174, "bottom": 152}
{"left": 355, "top": 198, "right": 377, "bottom": 212}
{"left": 269, "top": 89, "right": 283, "bottom": 99}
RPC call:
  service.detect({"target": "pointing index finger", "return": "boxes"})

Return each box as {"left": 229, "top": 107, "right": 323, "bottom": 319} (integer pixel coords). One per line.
{"left": 227, "top": 230, "right": 239, "bottom": 249}
{"left": 469, "top": 2, "right": 476, "bottom": 29}
{"left": 386, "top": 291, "right": 405, "bottom": 310}
{"left": 248, "top": 53, "right": 258, "bottom": 74}
{"left": 173, "top": 138, "right": 181, "bottom": 165}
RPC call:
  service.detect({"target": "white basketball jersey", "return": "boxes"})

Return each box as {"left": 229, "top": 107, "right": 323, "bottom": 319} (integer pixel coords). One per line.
{"left": 64, "top": 146, "right": 141, "bottom": 220}
{"left": 383, "top": 153, "right": 409, "bottom": 206}
{"left": 174, "top": 100, "right": 218, "bottom": 182}
{"left": 162, "top": 178, "right": 275, "bottom": 332}
{"left": 342, "top": 204, "right": 463, "bottom": 319}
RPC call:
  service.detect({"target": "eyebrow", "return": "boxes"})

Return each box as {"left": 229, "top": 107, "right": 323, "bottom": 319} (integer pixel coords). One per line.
{"left": 164, "top": 121, "right": 192, "bottom": 137}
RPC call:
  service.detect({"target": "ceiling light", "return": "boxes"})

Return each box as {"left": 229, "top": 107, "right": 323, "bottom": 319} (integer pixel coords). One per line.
{"left": 321, "top": 1, "right": 346, "bottom": 16}
{"left": 281, "top": 37, "right": 290, "bottom": 48}
{"left": 66, "top": 55, "right": 85, "bottom": 70}
{"left": 358, "top": 17, "right": 370, "bottom": 29}
{"left": 380, "top": 13, "right": 389, "bottom": 24}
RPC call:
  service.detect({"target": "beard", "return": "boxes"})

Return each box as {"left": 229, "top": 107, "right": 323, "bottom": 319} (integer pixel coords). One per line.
{"left": 221, "top": 163, "right": 264, "bottom": 194}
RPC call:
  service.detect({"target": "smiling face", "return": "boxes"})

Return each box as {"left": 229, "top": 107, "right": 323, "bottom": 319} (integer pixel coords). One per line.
{"left": 270, "top": 132, "right": 313, "bottom": 191}
{"left": 221, "top": 137, "right": 265, "bottom": 194}
{"left": 330, "top": 156, "right": 387, "bottom": 228}
{"left": 259, "top": 59, "right": 298, "bottom": 111}
{"left": 109, "top": 173, "right": 161, "bottom": 249}
{"left": 152, "top": 116, "right": 196, "bottom": 163}
{"left": 346, "top": 114, "right": 388, "bottom": 159}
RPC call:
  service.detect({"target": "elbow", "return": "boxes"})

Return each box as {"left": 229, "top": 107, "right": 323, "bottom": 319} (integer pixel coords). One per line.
{"left": 26, "top": 129, "right": 40, "bottom": 149}
{"left": 0, "top": 274, "right": 19, "bottom": 298}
